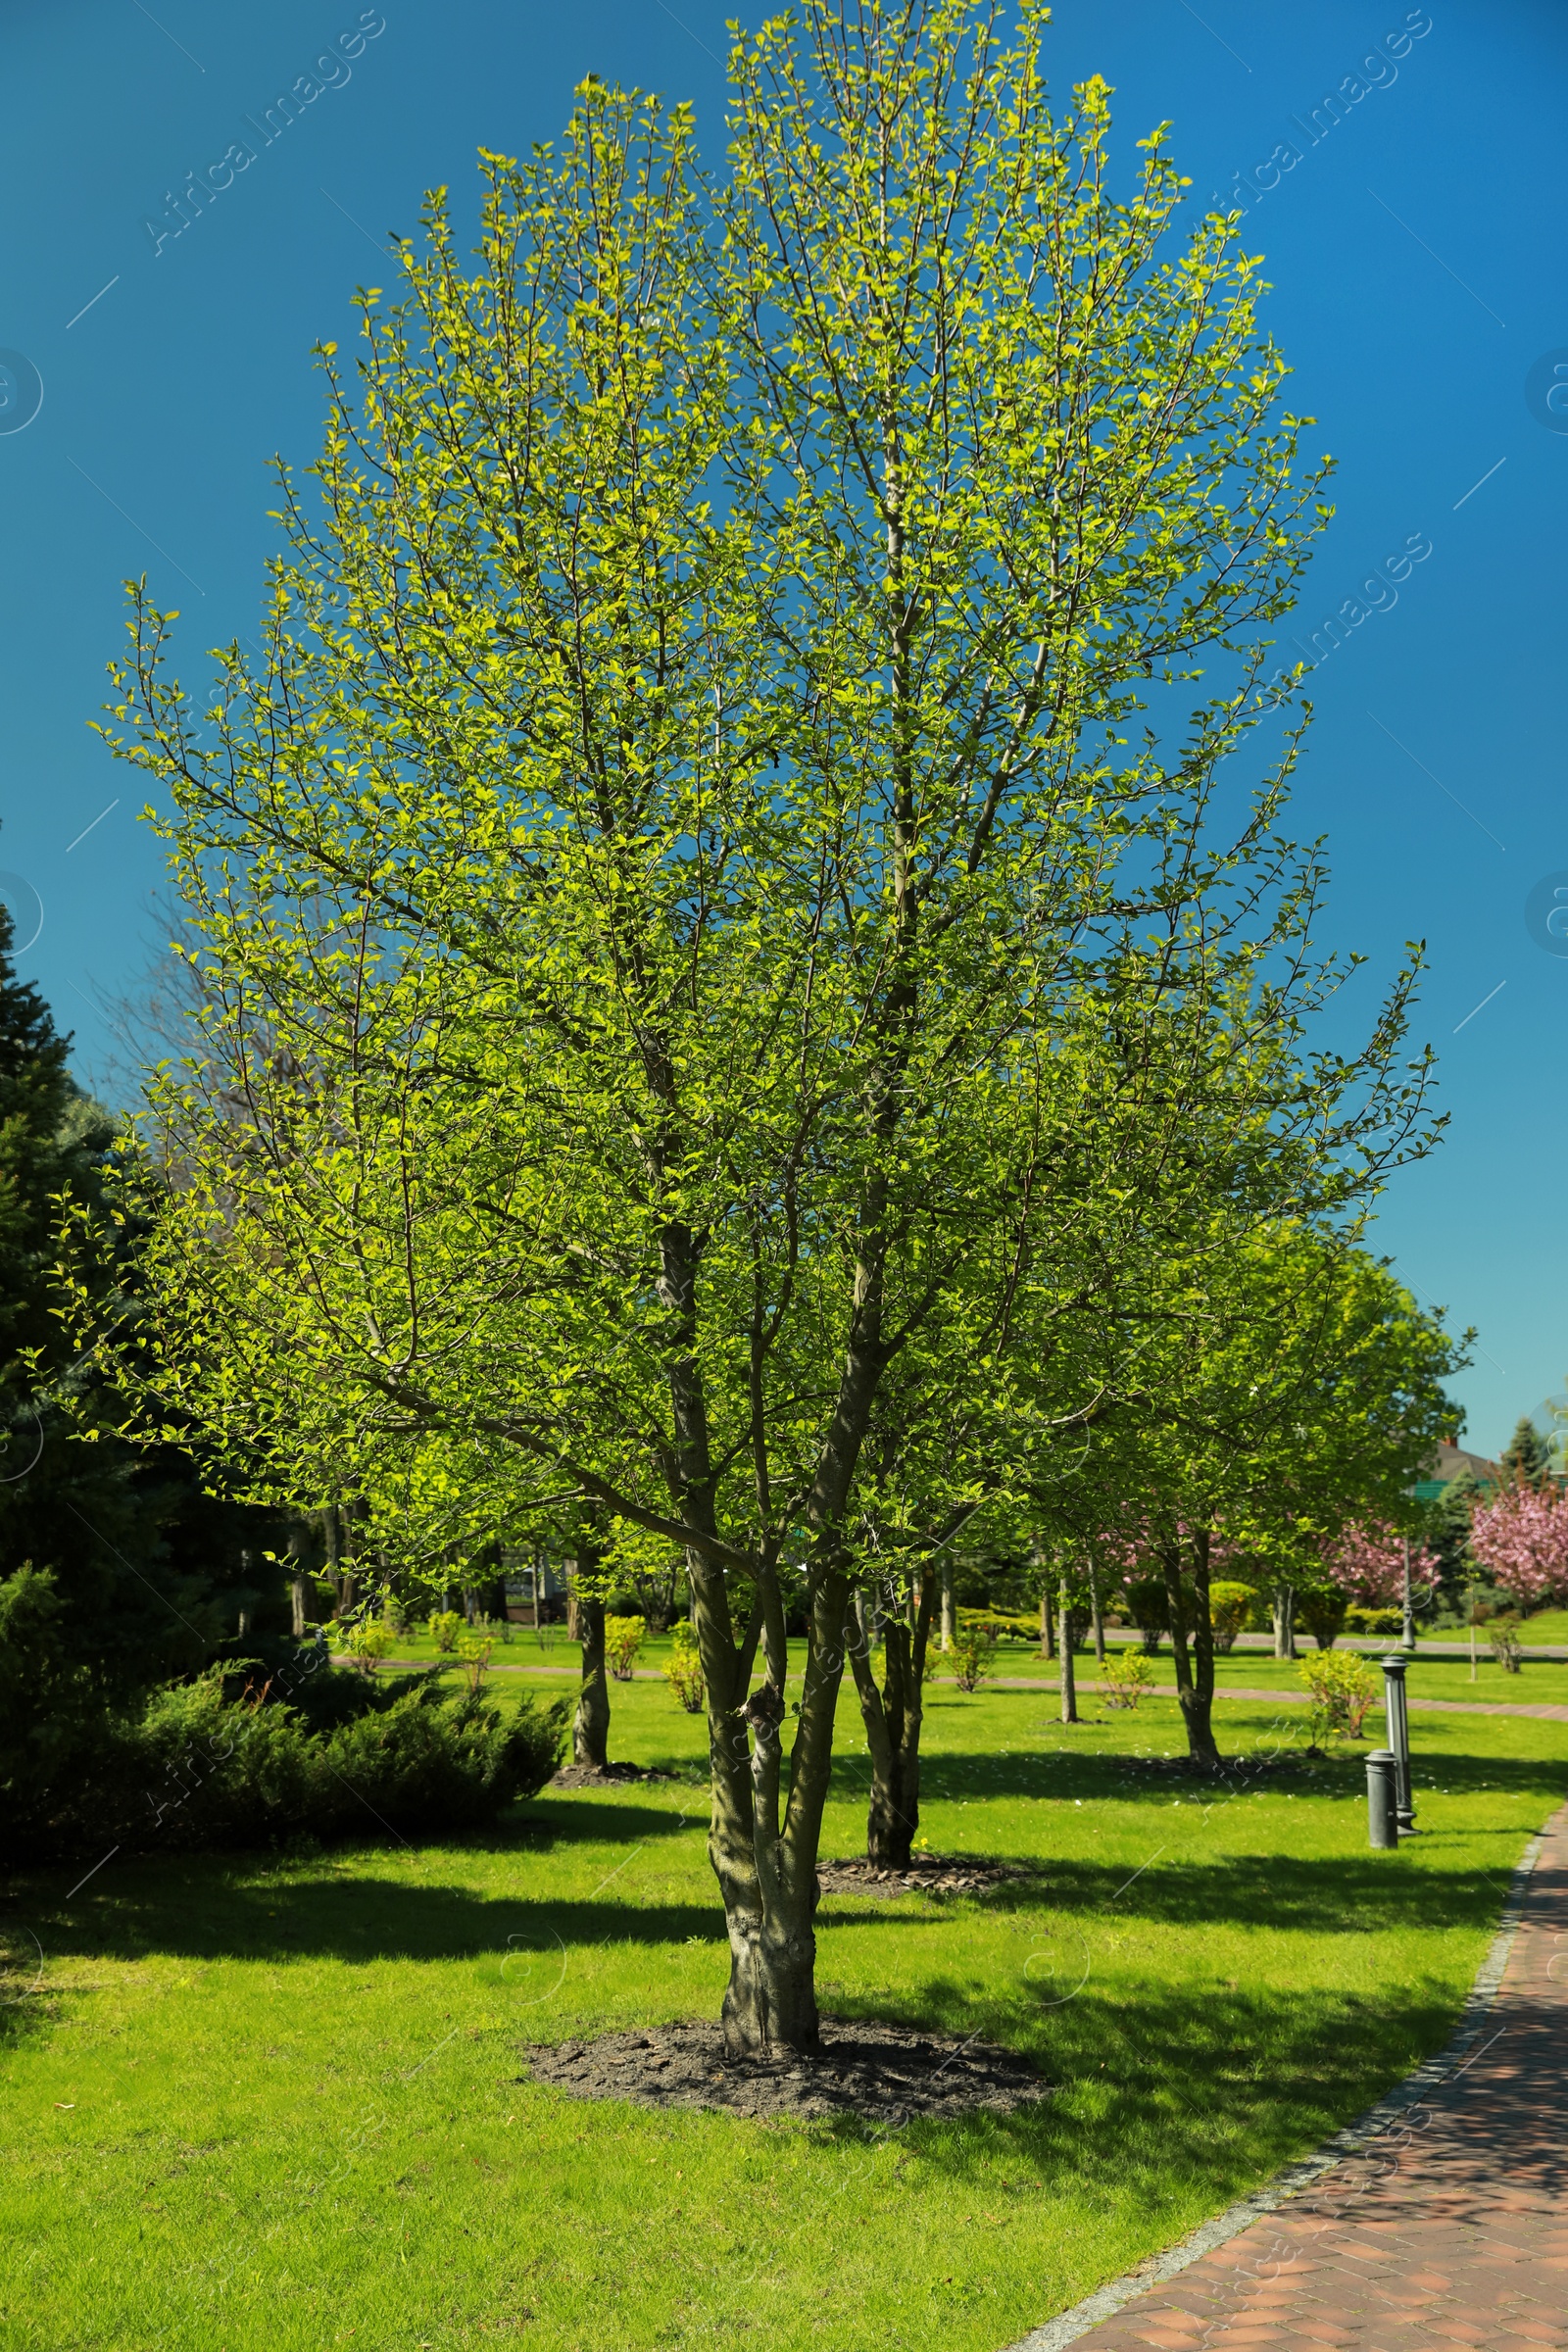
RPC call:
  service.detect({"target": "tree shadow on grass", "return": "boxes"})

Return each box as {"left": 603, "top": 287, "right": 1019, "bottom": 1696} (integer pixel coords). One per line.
{"left": 973, "top": 1844, "right": 1559, "bottom": 1934}
{"left": 34, "top": 1867, "right": 730, "bottom": 1965}
{"left": 905, "top": 1742, "right": 1568, "bottom": 1811}
{"left": 805, "top": 1974, "right": 1479, "bottom": 2212}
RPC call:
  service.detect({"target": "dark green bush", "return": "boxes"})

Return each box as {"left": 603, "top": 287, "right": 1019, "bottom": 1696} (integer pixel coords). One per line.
{"left": 20, "top": 1667, "right": 565, "bottom": 1862}
{"left": 1297, "top": 1589, "right": 1348, "bottom": 1649}
{"left": 1125, "top": 1576, "right": 1169, "bottom": 1652}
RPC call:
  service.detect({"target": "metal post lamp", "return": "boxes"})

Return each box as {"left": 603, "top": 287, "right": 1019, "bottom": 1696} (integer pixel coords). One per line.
{"left": 1381, "top": 1652, "right": 1415, "bottom": 1836}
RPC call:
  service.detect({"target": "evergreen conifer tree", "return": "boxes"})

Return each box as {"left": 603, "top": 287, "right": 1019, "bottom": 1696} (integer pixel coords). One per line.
{"left": 1500, "top": 1415, "right": 1551, "bottom": 1492}
{"left": 0, "top": 905, "right": 285, "bottom": 1855}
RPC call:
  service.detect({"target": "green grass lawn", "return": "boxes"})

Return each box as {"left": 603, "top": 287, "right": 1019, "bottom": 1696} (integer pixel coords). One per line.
{"left": 358, "top": 1623, "right": 1568, "bottom": 1711}
{"left": 4, "top": 1668, "right": 1563, "bottom": 2352}
{"left": 1516, "top": 1605, "right": 1568, "bottom": 1646}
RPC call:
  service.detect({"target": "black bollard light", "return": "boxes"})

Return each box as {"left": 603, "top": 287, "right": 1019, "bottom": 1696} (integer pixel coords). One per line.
{"left": 1365, "top": 1749, "right": 1398, "bottom": 1848}
{"left": 1380, "top": 1652, "right": 1415, "bottom": 1836}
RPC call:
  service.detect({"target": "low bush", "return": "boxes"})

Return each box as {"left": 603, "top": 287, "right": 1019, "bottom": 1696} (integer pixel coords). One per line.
{"left": 338, "top": 1620, "right": 397, "bottom": 1676}
{"left": 663, "top": 1624, "right": 705, "bottom": 1713}
{"left": 1297, "top": 1590, "right": 1348, "bottom": 1650}
{"left": 1099, "top": 1650, "right": 1153, "bottom": 1709}
{"left": 1298, "top": 1649, "right": 1379, "bottom": 1742}
{"left": 1488, "top": 1615, "right": 1524, "bottom": 1672}
{"left": 603, "top": 1615, "right": 646, "bottom": 1681}
{"left": 1124, "top": 1576, "right": 1168, "bottom": 1653}
{"left": 951, "top": 1624, "right": 996, "bottom": 1692}
{"left": 28, "top": 1666, "right": 566, "bottom": 1860}
{"left": 1345, "top": 1604, "right": 1404, "bottom": 1638}
{"left": 1206, "top": 1582, "right": 1255, "bottom": 1653}
{"left": 456, "top": 1631, "right": 495, "bottom": 1691}
{"left": 955, "top": 1608, "right": 1038, "bottom": 1644}
{"left": 427, "top": 1609, "right": 463, "bottom": 1653}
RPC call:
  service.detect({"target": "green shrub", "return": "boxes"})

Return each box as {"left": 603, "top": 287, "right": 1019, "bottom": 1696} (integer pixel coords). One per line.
{"left": 951, "top": 1624, "right": 996, "bottom": 1692}
{"left": 39, "top": 1668, "right": 565, "bottom": 1858}
{"left": 1099, "top": 1650, "right": 1153, "bottom": 1709}
{"left": 1345, "top": 1604, "right": 1403, "bottom": 1637}
{"left": 955, "top": 1608, "right": 1037, "bottom": 1644}
{"left": 1298, "top": 1650, "right": 1379, "bottom": 1742}
{"left": 427, "top": 1609, "right": 463, "bottom": 1653}
{"left": 456, "top": 1631, "right": 495, "bottom": 1691}
{"left": 1488, "top": 1615, "right": 1523, "bottom": 1673}
{"left": 339, "top": 1620, "right": 397, "bottom": 1676}
{"left": 1125, "top": 1576, "right": 1168, "bottom": 1653}
{"left": 663, "top": 1624, "right": 706, "bottom": 1713}
{"left": 1206, "top": 1582, "right": 1255, "bottom": 1653}
{"left": 603, "top": 1615, "right": 646, "bottom": 1680}
{"left": 1297, "top": 1589, "right": 1348, "bottom": 1650}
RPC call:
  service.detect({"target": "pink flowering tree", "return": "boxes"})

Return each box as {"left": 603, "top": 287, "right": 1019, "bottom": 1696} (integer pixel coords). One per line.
{"left": 1321, "top": 1523, "right": 1439, "bottom": 1607}
{"left": 1468, "top": 1485, "right": 1568, "bottom": 1610}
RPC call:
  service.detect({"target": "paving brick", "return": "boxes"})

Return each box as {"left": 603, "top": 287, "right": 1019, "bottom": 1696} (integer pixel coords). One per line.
{"left": 1061, "top": 1805, "right": 1568, "bottom": 2352}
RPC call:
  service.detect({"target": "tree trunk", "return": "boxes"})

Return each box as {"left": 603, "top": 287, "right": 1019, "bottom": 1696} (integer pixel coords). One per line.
{"left": 1090, "top": 1562, "right": 1105, "bottom": 1662}
{"left": 698, "top": 1552, "right": 849, "bottom": 2057}
{"left": 850, "top": 1576, "right": 935, "bottom": 1867}
{"left": 1273, "top": 1586, "right": 1296, "bottom": 1660}
{"left": 1058, "top": 1577, "right": 1078, "bottom": 1724}
{"left": 573, "top": 1594, "right": 609, "bottom": 1767}
{"left": 284, "top": 1518, "right": 312, "bottom": 1639}
{"left": 1162, "top": 1537, "right": 1220, "bottom": 1764}
{"left": 324, "top": 1503, "right": 355, "bottom": 1616}
{"left": 940, "top": 1559, "right": 955, "bottom": 1652}
{"left": 1039, "top": 1585, "right": 1054, "bottom": 1661}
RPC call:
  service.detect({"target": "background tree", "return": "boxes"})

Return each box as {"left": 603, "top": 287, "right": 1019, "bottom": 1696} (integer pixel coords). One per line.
{"left": 1468, "top": 1483, "right": 1568, "bottom": 1613}
{"left": 0, "top": 906, "right": 287, "bottom": 1857}
{"left": 1499, "top": 1415, "right": 1552, "bottom": 1492}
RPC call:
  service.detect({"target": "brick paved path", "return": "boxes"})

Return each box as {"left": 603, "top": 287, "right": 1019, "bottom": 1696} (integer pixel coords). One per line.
{"left": 1015, "top": 1803, "right": 1568, "bottom": 2352}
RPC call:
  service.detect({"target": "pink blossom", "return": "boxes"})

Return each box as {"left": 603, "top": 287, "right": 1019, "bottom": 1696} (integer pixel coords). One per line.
{"left": 1320, "top": 1523, "right": 1438, "bottom": 1606}
{"left": 1468, "top": 1484, "right": 1568, "bottom": 1609}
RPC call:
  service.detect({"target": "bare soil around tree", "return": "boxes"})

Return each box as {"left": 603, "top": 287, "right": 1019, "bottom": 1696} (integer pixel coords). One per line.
{"left": 814, "top": 1853, "right": 1032, "bottom": 1899}
{"left": 516, "top": 2018, "right": 1051, "bottom": 2125}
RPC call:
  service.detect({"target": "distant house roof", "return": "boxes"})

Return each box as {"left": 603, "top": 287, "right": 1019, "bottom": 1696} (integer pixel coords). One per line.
{"left": 1429, "top": 1440, "right": 1500, "bottom": 1486}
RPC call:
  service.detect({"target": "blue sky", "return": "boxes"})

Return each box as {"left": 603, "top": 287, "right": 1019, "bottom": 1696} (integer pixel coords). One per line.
{"left": 0, "top": 0, "right": 1563, "bottom": 1453}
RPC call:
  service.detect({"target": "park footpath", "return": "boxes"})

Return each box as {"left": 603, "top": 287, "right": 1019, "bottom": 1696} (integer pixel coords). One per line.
{"left": 1010, "top": 1801, "right": 1568, "bottom": 2352}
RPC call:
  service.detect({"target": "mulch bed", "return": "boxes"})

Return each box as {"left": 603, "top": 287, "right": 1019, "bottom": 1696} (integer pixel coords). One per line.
{"left": 548, "top": 1761, "right": 676, "bottom": 1788}
{"left": 516, "top": 2018, "right": 1050, "bottom": 2125}
{"left": 815, "top": 1853, "right": 1030, "bottom": 1899}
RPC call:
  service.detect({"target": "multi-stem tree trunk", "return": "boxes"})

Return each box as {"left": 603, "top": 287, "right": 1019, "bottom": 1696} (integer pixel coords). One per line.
{"left": 696, "top": 1551, "right": 851, "bottom": 2055}
{"left": 1161, "top": 1534, "right": 1220, "bottom": 1764}
{"left": 573, "top": 1592, "right": 610, "bottom": 1768}
{"left": 849, "top": 1576, "right": 935, "bottom": 1867}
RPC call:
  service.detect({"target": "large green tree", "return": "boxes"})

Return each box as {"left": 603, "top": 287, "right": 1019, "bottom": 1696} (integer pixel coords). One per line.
{"left": 76, "top": 4, "right": 1433, "bottom": 2048}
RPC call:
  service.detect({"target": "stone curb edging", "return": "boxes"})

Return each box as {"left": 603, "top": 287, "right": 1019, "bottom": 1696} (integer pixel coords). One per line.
{"left": 1000, "top": 1815, "right": 1554, "bottom": 2352}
